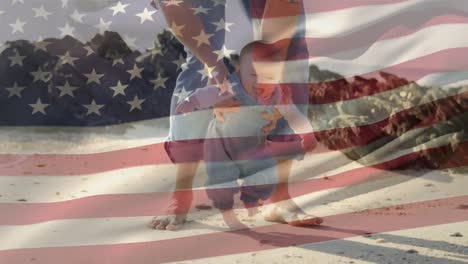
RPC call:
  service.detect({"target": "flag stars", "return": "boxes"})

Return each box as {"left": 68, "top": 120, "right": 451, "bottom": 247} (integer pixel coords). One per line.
{"left": 112, "top": 58, "right": 124, "bottom": 66}
{"left": 95, "top": 18, "right": 112, "bottom": 34}
{"left": 83, "top": 46, "right": 94, "bottom": 56}
{"left": 83, "top": 100, "right": 104, "bottom": 116}
{"left": 31, "top": 67, "right": 51, "bottom": 83}
{"left": 110, "top": 1, "right": 129, "bottom": 16}
{"left": 127, "top": 64, "right": 144, "bottom": 80}
{"left": 6, "top": 82, "right": 26, "bottom": 98}
{"left": 198, "top": 64, "right": 215, "bottom": 81}
{"left": 11, "top": 0, "right": 24, "bottom": 5}
{"left": 70, "top": 10, "right": 86, "bottom": 23}
{"left": 56, "top": 81, "right": 78, "bottom": 97}
{"left": 191, "top": 5, "right": 211, "bottom": 15}
{"left": 213, "top": 45, "right": 235, "bottom": 62}
{"left": 109, "top": 81, "right": 128, "bottom": 97}
{"left": 32, "top": 5, "right": 52, "bottom": 20}
{"left": 127, "top": 96, "right": 145, "bottom": 112}
{"left": 163, "top": 0, "right": 183, "bottom": 7}
{"left": 136, "top": 8, "right": 156, "bottom": 24}
{"left": 169, "top": 22, "right": 184, "bottom": 38}
{"left": 9, "top": 18, "right": 26, "bottom": 34}
{"left": 172, "top": 55, "right": 186, "bottom": 71}
{"left": 58, "top": 52, "right": 78, "bottom": 67}
{"left": 58, "top": 23, "right": 75, "bottom": 37}
{"left": 8, "top": 51, "right": 26, "bottom": 66}
{"left": 212, "top": 18, "right": 234, "bottom": 32}
{"left": 29, "top": 98, "right": 49, "bottom": 115}
{"left": 151, "top": 73, "right": 169, "bottom": 89}
{"left": 84, "top": 69, "right": 105, "bottom": 85}
{"left": 193, "top": 30, "right": 213, "bottom": 48}
{"left": 34, "top": 40, "right": 50, "bottom": 52}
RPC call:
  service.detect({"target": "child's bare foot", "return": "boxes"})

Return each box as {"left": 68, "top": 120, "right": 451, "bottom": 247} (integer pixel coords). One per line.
{"left": 243, "top": 202, "right": 261, "bottom": 217}
{"left": 262, "top": 200, "right": 323, "bottom": 227}
{"left": 221, "top": 209, "right": 248, "bottom": 229}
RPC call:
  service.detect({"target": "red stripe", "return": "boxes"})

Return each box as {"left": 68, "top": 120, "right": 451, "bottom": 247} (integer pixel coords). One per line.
{"left": 1, "top": 144, "right": 466, "bottom": 225}
{"left": 258, "top": 15, "right": 468, "bottom": 60}
{"left": 1, "top": 89, "right": 465, "bottom": 176}
{"left": 249, "top": 0, "right": 409, "bottom": 18}
{"left": 0, "top": 195, "right": 466, "bottom": 263}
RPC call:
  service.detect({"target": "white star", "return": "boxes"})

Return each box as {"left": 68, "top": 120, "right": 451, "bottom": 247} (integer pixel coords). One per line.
{"left": 8, "top": 51, "right": 26, "bottom": 66}
{"left": 31, "top": 67, "right": 51, "bottom": 83}
{"left": 29, "top": 98, "right": 49, "bottom": 115}
{"left": 110, "top": 1, "right": 129, "bottom": 16}
{"left": 123, "top": 35, "right": 137, "bottom": 49}
{"left": 213, "top": 45, "right": 235, "bottom": 62}
{"left": 83, "top": 46, "right": 94, "bottom": 56}
{"left": 61, "top": 0, "right": 68, "bottom": 8}
{"left": 32, "top": 5, "right": 52, "bottom": 20}
{"left": 198, "top": 64, "right": 215, "bottom": 81}
{"left": 9, "top": 18, "right": 26, "bottom": 34}
{"left": 136, "top": 8, "right": 156, "bottom": 24}
{"left": 151, "top": 73, "right": 169, "bottom": 89}
{"left": 58, "top": 51, "right": 78, "bottom": 66}
{"left": 84, "top": 69, "right": 104, "bottom": 84}
{"left": 34, "top": 40, "right": 50, "bottom": 52}
{"left": 169, "top": 22, "right": 184, "bottom": 38}
{"left": 192, "top": 30, "right": 213, "bottom": 47}
{"left": 58, "top": 23, "right": 75, "bottom": 37}
{"left": 11, "top": 0, "right": 24, "bottom": 5}
{"left": 172, "top": 55, "right": 186, "bottom": 71}
{"left": 175, "top": 87, "right": 192, "bottom": 104}
{"left": 218, "top": 78, "right": 236, "bottom": 95}
{"left": 127, "top": 96, "right": 145, "bottom": 111}
{"left": 70, "top": 9, "right": 86, "bottom": 23}
{"left": 112, "top": 58, "right": 124, "bottom": 66}
{"left": 95, "top": 18, "right": 112, "bottom": 35}
{"left": 163, "top": 0, "right": 183, "bottom": 7}
{"left": 56, "top": 81, "right": 78, "bottom": 97}
{"left": 191, "top": 5, "right": 211, "bottom": 15}
{"left": 109, "top": 81, "right": 128, "bottom": 97}
{"left": 83, "top": 100, "right": 104, "bottom": 116}
{"left": 6, "top": 82, "right": 26, "bottom": 98}
{"left": 127, "top": 64, "right": 144, "bottom": 80}
{"left": 212, "top": 18, "right": 234, "bottom": 32}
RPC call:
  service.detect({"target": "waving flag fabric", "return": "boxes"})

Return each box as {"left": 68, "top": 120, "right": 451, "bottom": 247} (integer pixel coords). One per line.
{"left": 0, "top": 0, "right": 467, "bottom": 263}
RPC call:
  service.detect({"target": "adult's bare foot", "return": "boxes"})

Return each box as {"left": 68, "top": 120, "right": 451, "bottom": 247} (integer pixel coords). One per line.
{"left": 262, "top": 200, "right": 323, "bottom": 227}
{"left": 148, "top": 192, "right": 192, "bottom": 231}
{"left": 149, "top": 214, "right": 187, "bottom": 231}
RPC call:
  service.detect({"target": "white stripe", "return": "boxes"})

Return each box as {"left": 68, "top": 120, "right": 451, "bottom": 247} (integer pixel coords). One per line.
{"left": 0, "top": 169, "right": 464, "bottom": 250}
{"left": 305, "top": 0, "right": 468, "bottom": 38}
{"left": 0, "top": 80, "right": 465, "bottom": 154}
{"left": 254, "top": 23, "right": 468, "bottom": 83}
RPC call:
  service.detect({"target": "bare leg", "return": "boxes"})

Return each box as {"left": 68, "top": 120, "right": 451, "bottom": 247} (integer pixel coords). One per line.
{"left": 149, "top": 162, "right": 199, "bottom": 230}
{"left": 263, "top": 159, "right": 323, "bottom": 226}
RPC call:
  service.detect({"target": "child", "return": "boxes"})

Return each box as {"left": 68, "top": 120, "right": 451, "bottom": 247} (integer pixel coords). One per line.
{"left": 176, "top": 41, "right": 317, "bottom": 221}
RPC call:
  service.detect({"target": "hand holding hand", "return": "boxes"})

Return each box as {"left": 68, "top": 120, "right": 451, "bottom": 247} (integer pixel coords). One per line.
{"left": 213, "top": 98, "right": 241, "bottom": 122}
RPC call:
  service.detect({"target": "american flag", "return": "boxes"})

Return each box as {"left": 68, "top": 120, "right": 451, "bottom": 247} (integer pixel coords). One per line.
{"left": 1, "top": 0, "right": 468, "bottom": 263}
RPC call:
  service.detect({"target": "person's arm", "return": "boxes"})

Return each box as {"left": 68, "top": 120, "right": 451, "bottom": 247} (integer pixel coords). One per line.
{"left": 175, "top": 85, "right": 234, "bottom": 114}
{"left": 276, "top": 105, "right": 317, "bottom": 151}
{"left": 155, "top": 0, "right": 232, "bottom": 94}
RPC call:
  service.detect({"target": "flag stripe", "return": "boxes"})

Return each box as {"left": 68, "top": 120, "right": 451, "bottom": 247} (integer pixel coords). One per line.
{"left": 1, "top": 140, "right": 466, "bottom": 225}
{"left": 0, "top": 169, "right": 465, "bottom": 250}
{"left": 0, "top": 195, "right": 467, "bottom": 263}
